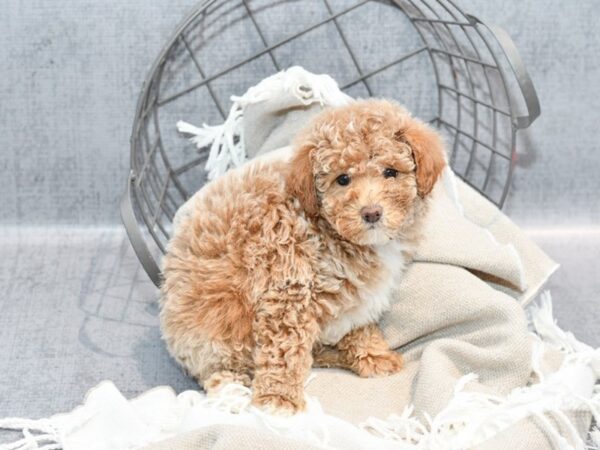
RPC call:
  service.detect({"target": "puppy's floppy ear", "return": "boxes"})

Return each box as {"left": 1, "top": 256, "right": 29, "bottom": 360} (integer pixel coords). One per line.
{"left": 395, "top": 121, "right": 446, "bottom": 198}
{"left": 287, "top": 142, "right": 319, "bottom": 217}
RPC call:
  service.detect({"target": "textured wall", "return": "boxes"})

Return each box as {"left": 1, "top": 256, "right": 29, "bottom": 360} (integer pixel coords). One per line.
{"left": 0, "top": 1, "right": 194, "bottom": 225}
{"left": 458, "top": 0, "right": 600, "bottom": 228}
{"left": 1, "top": 0, "right": 599, "bottom": 228}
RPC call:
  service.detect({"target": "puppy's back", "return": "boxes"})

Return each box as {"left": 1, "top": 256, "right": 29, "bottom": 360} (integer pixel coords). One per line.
{"left": 160, "top": 157, "right": 296, "bottom": 349}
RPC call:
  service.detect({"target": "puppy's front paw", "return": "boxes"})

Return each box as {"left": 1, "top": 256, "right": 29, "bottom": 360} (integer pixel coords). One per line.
{"left": 252, "top": 393, "right": 306, "bottom": 416}
{"left": 354, "top": 351, "right": 403, "bottom": 378}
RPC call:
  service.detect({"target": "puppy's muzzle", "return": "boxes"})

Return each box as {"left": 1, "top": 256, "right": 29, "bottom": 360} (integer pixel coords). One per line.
{"left": 361, "top": 205, "right": 383, "bottom": 224}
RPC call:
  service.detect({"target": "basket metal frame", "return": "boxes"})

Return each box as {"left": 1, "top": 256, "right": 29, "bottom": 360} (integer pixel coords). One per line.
{"left": 121, "top": 0, "right": 540, "bottom": 287}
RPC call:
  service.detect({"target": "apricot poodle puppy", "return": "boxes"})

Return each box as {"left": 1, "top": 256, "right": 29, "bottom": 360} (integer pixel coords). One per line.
{"left": 160, "top": 99, "right": 446, "bottom": 415}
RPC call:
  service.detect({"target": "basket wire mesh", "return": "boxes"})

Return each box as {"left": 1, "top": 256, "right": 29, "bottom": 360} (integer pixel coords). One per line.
{"left": 121, "top": 0, "right": 540, "bottom": 286}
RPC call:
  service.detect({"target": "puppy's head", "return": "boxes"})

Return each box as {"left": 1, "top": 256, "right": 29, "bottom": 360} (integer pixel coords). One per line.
{"left": 287, "top": 99, "right": 446, "bottom": 245}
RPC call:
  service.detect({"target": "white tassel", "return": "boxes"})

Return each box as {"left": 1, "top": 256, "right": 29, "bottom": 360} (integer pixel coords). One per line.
{"left": 177, "top": 102, "right": 246, "bottom": 181}
{"left": 178, "top": 66, "right": 353, "bottom": 181}
{"left": 175, "top": 121, "right": 222, "bottom": 149}
{"left": 529, "top": 291, "right": 592, "bottom": 354}
{"left": 0, "top": 418, "right": 62, "bottom": 450}
{"left": 360, "top": 405, "right": 428, "bottom": 444}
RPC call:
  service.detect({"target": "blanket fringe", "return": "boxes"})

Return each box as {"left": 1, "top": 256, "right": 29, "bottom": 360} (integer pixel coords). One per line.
{"left": 0, "top": 418, "right": 62, "bottom": 450}
{"left": 529, "top": 292, "right": 593, "bottom": 355}
{"left": 359, "top": 291, "right": 600, "bottom": 450}
{"left": 177, "top": 66, "right": 352, "bottom": 181}
{"left": 195, "top": 374, "right": 334, "bottom": 449}
{"left": 177, "top": 102, "right": 245, "bottom": 181}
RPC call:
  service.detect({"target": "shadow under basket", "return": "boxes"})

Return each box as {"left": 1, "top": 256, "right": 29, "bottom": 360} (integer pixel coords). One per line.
{"left": 121, "top": 0, "right": 540, "bottom": 287}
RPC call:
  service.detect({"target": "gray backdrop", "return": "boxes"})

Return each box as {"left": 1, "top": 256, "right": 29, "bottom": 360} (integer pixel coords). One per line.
{"left": 2, "top": 0, "right": 599, "bottom": 227}
{"left": 0, "top": 0, "right": 599, "bottom": 422}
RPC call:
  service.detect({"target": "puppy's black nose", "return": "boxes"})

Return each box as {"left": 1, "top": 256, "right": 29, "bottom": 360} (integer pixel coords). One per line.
{"left": 361, "top": 205, "right": 382, "bottom": 224}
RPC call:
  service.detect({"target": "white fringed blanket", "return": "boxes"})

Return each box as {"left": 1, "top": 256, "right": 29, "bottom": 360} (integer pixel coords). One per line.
{"left": 2, "top": 67, "right": 599, "bottom": 450}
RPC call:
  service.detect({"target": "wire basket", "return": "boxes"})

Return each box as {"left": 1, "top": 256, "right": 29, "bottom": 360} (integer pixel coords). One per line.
{"left": 121, "top": 0, "right": 540, "bottom": 287}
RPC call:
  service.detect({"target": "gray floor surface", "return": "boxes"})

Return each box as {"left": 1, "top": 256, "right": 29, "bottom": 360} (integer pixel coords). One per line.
{"left": 0, "top": 225, "right": 598, "bottom": 421}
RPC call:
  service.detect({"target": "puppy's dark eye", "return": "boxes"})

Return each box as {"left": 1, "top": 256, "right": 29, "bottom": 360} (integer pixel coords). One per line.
{"left": 383, "top": 168, "right": 398, "bottom": 178}
{"left": 336, "top": 174, "right": 351, "bottom": 186}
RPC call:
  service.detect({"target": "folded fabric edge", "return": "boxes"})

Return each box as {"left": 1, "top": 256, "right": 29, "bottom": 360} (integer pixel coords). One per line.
{"left": 439, "top": 168, "right": 528, "bottom": 291}
{"left": 520, "top": 261, "right": 560, "bottom": 308}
